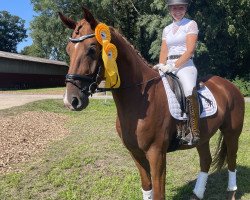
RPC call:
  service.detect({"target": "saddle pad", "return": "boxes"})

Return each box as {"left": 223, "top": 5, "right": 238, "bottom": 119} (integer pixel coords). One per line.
{"left": 160, "top": 71, "right": 218, "bottom": 120}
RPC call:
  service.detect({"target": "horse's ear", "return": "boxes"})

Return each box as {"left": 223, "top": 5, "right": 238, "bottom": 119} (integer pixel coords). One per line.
{"left": 58, "top": 12, "right": 76, "bottom": 30}
{"left": 82, "top": 7, "right": 98, "bottom": 30}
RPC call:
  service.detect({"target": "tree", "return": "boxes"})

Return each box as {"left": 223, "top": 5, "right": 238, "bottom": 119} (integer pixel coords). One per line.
{"left": 29, "top": 0, "right": 149, "bottom": 61}
{"left": 0, "top": 11, "right": 27, "bottom": 53}
{"left": 189, "top": 0, "right": 250, "bottom": 78}
{"left": 29, "top": 0, "right": 249, "bottom": 80}
{"left": 20, "top": 44, "right": 42, "bottom": 57}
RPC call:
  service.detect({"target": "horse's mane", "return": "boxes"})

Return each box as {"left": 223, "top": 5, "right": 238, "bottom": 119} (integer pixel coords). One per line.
{"left": 110, "top": 27, "right": 152, "bottom": 68}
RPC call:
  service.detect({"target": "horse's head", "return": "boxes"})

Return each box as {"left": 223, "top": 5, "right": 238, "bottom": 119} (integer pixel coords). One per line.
{"left": 59, "top": 8, "right": 103, "bottom": 111}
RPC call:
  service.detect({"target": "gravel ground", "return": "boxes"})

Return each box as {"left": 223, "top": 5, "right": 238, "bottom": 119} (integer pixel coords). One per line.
{"left": 0, "top": 111, "right": 70, "bottom": 174}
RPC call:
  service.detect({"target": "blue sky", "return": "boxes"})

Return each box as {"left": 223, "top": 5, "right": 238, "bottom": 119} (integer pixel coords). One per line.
{"left": 0, "top": 0, "right": 36, "bottom": 52}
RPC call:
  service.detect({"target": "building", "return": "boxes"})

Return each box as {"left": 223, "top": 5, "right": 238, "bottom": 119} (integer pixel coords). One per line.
{"left": 0, "top": 51, "right": 68, "bottom": 89}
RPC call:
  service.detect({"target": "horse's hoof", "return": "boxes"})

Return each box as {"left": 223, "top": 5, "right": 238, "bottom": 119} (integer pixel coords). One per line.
{"left": 189, "top": 194, "right": 200, "bottom": 200}
{"left": 227, "top": 190, "right": 236, "bottom": 200}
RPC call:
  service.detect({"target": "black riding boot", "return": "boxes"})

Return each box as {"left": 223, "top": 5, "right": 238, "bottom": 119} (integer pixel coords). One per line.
{"left": 181, "top": 88, "right": 200, "bottom": 145}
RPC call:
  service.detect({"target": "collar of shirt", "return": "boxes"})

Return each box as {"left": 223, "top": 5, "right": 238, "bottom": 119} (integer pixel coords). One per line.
{"left": 173, "top": 18, "right": 187, "bottom": 26}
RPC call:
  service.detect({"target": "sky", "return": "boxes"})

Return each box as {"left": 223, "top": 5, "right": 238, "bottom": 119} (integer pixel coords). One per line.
{"left": 0, "top": 0, "right": 36, "bottom": 52}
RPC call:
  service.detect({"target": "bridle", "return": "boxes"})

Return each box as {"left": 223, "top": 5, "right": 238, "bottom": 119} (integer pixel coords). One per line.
{"left": 65, "top": 33, "right": 103, "bottom": 96}
{"left": 65, "top": 33, "right": 170, "bottom": 95}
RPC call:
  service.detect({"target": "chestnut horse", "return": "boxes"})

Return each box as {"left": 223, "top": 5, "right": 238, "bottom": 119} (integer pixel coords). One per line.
{"left": 60, "top": 8, "right": 245, "bottom": 200}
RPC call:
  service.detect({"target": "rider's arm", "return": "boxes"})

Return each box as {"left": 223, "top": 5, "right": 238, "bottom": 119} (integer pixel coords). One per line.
{"left": 174, "top": 34, "right": 198, "bottom": 68}
{"left": 159, "top": 40, "right": 168, "bottom": 64}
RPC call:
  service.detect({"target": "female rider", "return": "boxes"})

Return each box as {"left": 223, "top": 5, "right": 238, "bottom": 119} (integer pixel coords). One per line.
{"left": 154, "top": 0, "right": 200, "bottom": 145}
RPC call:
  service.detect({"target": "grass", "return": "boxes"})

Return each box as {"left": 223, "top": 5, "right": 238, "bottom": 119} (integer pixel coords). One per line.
{"left": 0, "top": 100, "right": 249, "bottom": 200}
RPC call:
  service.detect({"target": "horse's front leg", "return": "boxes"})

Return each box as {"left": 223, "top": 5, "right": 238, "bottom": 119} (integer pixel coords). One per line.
{"left": 130, "top": 152, "right": 153, "bottom": 200}
{"left": 147, "top": 148, "right": 166, "bottom": 200}
{"left": 192, "top": 141, "right": 211, "bottom": 199}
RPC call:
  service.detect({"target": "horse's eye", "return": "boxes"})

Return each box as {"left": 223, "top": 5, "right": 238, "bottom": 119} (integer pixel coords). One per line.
{"left": 87, "top": 45, "right": 96, "bottom": 57}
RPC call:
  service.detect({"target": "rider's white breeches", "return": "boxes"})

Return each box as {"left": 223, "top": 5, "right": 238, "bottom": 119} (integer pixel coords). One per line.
{"left": 168, "top": 59, "right": 198, "bottom": 97}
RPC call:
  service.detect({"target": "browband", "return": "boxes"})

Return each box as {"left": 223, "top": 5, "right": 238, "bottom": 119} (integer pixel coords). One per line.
{"left": 69, "top": 34, "right": 95, "bottom": 43}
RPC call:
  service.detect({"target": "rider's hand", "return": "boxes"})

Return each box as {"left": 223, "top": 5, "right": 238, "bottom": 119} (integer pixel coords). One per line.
{"left": 159, "top": 63, "right": 178, "bottom": 73}
{"left": 153, "top": 63, "right": 164, "bottom": 70}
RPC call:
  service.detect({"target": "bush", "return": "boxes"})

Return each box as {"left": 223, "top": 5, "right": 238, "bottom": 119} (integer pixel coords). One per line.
{"left": 232, "top": 76, "right": 250, "bottom": 97}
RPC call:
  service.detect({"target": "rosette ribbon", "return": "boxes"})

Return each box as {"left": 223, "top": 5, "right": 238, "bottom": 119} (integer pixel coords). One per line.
{"left": 95, "top": 23, "right": 120, "bottom": 88}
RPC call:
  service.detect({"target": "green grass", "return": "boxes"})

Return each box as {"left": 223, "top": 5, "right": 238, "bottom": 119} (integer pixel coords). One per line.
{"left": 0, "top": 100, "right": 249, "bottom": 200}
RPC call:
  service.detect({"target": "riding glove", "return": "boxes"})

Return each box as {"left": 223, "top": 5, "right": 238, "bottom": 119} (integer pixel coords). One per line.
{"left": 159, "top": 63, "right": 178, "bottom": 73}
{"left": 153, "top": 63, "right": 164, "bottom": 70}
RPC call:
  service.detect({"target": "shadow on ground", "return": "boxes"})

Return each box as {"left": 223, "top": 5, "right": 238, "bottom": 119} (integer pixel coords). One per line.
{"left": 172, "top": 165, "right": 250, "bottom": 200}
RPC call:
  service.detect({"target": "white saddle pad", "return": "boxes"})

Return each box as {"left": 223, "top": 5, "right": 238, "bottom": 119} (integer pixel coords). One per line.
{"left": 160, "top": 71, "right": 217, "bottom": 120}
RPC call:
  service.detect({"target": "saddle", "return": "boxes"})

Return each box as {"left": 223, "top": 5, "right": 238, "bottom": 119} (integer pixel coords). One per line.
{"left": 166, "top": 73, "right": 209, "bottom": 116}
{"left": 164, "top": 73, "right": 217, "bottom": 151}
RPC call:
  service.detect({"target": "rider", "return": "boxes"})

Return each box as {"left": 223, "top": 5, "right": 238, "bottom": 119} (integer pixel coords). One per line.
{"left": 154, "top": 0, "right": 200, "bottom": 145}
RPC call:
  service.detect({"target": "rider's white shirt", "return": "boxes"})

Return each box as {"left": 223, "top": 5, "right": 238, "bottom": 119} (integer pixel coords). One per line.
{"left": 162, "top": 18, "right": 199, "bottom": 57}
{"left": 162, "top": 18, "right": 199, "bottom": 97}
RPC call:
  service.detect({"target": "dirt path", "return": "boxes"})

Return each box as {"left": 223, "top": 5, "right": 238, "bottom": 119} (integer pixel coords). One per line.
{"left": 0, "top": 93, "right": 113, "bottom": 110}
{"left": 0, "top": 94, "right": 63, "bottom": 110}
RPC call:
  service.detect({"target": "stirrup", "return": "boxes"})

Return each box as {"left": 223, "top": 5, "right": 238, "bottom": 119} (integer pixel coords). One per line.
{"left": 180, "top": 132, "right": 200, "bottom": 146}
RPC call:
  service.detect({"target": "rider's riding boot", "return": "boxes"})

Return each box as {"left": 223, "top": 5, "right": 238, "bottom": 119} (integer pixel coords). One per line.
{"left": 182, "top": 88, "right": 200, "bottom": 145}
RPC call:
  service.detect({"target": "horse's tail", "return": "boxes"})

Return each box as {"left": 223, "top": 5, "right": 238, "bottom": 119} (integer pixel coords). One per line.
{"left": 211, "top": 133, "right": 227, "bottom": 171}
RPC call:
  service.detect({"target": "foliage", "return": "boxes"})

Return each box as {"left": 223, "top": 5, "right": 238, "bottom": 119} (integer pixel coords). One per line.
{"left": 190, "top": 0, "right": 250, "bottom": 78}
{"left": 0, "top": 11, "right": 27, "bottom": 53}
{"left": 232, "top": 76, "right": 250, "bottom": 97}
{"left": 27, "top": 0, "right": 249, "bottom": 79}
{"left": 20, "top": 44, "right": 43, "bottom": 57}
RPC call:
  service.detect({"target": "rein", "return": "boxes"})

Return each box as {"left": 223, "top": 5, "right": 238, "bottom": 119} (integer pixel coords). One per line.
{"left": 96, "top": 74, "right": 165, "bottom": 93}
{"left": 66, "top": 33, "right": 176, "bottom": 95}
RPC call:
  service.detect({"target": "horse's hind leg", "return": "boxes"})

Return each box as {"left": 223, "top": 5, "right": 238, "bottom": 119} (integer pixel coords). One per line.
{"left": 192, "top": 141, "right": 211, "bottom": 199}
{"left": 130, "top": 152, "right": 152, "bottom": 200}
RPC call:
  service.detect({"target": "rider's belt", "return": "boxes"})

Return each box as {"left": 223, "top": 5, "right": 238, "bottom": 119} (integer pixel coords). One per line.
{"left": 168, "top": 55, "right": 182, "bottom": 60}
{"left": 168, "top": 55, "right": 193, "bottom": 60}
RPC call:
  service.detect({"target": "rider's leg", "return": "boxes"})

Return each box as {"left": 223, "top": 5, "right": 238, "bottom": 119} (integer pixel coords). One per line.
{"left": 175, "top": 65, "right": 200, "bottom": 144}
{"left": 186, "top": 88, "right": 200, "bottom": 144}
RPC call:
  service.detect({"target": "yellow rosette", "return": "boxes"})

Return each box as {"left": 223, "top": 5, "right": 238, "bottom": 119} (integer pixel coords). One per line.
{"left": 95, "top": 23, "right": 111, "bottom": 45}
{"left": 104, "top": 43, "right": 118, "bottom": 60}
{"left": 95, "top": 23, "right": 120, "bottom": 88}
{"left": 102, "top": 40, "right": 120, "bottom": 88}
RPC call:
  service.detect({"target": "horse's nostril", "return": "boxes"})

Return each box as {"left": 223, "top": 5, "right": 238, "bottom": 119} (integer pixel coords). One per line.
{"left": 71, "top": 97, "right": 79, "bottom": 109}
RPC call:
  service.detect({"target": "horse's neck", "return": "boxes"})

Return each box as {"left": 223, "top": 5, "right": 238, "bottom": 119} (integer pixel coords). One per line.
{"left": 111, "top": 30, "right": 154, "bottom": 88}
{"left": 110, "top": 30, "right": 159, "bottom": 110}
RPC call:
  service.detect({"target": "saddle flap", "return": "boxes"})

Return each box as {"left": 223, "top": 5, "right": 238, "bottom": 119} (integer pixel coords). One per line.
{"left": 167, "top": 74, "right": 186, "bottom": 113}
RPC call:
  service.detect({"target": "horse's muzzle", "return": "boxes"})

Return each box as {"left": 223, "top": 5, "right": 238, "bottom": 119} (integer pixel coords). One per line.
{"left": 63, "top": 88, "right": 89, "bottom": 111}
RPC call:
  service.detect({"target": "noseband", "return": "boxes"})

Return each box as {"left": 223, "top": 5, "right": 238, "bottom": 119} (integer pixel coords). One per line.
{"left": 66, "top": 33, "right": 102, "bottom": 96}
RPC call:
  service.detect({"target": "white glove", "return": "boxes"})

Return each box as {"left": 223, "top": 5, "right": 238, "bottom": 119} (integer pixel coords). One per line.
{"left": 159, "top": 63, "right": 178, "bottom": 73}
{"left": 153, "top": 63, "right": 164, "bottom": 70}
